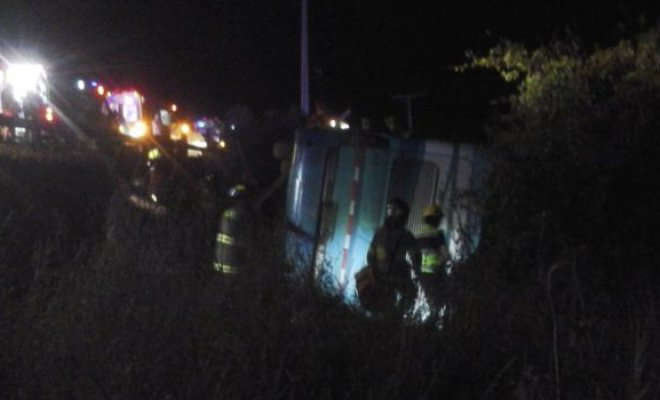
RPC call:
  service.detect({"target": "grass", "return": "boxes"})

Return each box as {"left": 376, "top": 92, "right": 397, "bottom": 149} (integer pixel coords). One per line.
{"left": 2, "top": 142, "right": 658, "bottom": 399}
{"left": 0, "top": 143, "right": 451, "bottom": 400}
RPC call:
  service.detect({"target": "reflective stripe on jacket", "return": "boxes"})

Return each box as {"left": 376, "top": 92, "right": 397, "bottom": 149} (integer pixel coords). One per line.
{"left": 416, "top": 227, "right": 447, "bottom": 274}
{"left": 367, "top": 225, "right": 421, "bottom": 279}
{"left": 214, "top": 203, "right": 247, "bottom": 274}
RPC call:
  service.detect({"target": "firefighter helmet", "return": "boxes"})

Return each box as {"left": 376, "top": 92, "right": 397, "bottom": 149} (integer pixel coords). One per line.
{"left": 422, "top": 204, "right": 443, "bottom": 219}
{"left": 387, "top": 198, "right": 410, "bottom": 220}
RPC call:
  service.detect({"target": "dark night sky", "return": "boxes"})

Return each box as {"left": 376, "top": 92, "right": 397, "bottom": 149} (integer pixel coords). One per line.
{"left": 1, "top": 0, "right": 660, "bottom": 138}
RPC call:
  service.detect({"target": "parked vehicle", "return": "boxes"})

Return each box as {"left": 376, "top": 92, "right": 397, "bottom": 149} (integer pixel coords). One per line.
{"left": 103, "top": 90, "right": 148, "bottom": 139}
{"left": 0, "top": 62, "right": 55, "bottom": 141}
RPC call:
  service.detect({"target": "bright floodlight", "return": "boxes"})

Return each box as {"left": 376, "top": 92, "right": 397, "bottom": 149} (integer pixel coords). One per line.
{"left": 6, "top": 64, "right": 46, "bottom": 102}
{"left": 180, "top": 123, "right": 191, "bottom": 134}
{"left": 188, "top": 131, "right": 208, "bottom": 149}
{"left": 76, "top": 79, "right": 86, "bottom": 91}
{"left": 127, "top": 121, "right": 148, "bottom": 138}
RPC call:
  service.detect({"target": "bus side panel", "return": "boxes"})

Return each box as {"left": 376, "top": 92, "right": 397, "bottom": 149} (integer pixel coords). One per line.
{"left": 285, "top": 129, "right": 339, "bottom": 272}
{"left": 389, "top": 139, "right": 490, "bottom": 261}
{"left": 314, "top": 146, "right": 354, "bottom": 288}
{"left": 314, "top": 145, "right": 392, "bottom": 301}
{"left": 342, "top": 147, "right": 391, "bottom": 301}
{"left": 426, "top": 143, "right": 488, "bottom": 261}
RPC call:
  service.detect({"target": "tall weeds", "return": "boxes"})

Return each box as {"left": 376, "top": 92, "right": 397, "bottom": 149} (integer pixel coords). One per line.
{"left": 1, "top": 146, "right": 451, "bottom": 400}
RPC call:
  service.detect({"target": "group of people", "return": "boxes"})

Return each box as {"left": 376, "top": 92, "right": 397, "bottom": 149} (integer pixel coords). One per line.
{"left": 213, "top": 186, "right": 452, "bottom": 323}
{"left": 359, "top": 198, "right": 450, "bottom": 322}
{"left": 1, "top": 85, "right": 47, "bottom": 142}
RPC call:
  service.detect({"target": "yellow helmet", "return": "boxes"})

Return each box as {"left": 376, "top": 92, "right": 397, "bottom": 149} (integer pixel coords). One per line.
{"left": 422, "top": 204, "right": 443, "bottom": 218}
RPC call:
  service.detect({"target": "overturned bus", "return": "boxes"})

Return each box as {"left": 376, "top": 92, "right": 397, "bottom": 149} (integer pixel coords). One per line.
{"left": 285, "top": 127, "right": 489, "bottom": 303}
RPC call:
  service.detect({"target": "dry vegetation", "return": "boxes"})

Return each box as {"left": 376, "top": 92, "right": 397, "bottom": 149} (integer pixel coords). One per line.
{"left": 3, "top": 31, "right": 660, "bottom": 400}
{"left": 0, "top": 143, "right": 450, "bottom": 400}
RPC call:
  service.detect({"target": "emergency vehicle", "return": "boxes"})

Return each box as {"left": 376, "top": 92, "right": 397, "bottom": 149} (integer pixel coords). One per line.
{"left": 103, "top": 90, "right": 148, "bottom": 139}
{"left": 195, "top": 117, "right": 225, "bottom": 146}
{"left": 285, "top": 127, "right": 489, "bottom": 302}
{"left": 0, "top": 62, "right": 55, "bottom": 140}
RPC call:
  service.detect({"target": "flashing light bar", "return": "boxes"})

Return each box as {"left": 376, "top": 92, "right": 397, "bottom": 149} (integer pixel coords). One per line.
{"left": 45, "top": 106, "right": 54, "bottom": 122}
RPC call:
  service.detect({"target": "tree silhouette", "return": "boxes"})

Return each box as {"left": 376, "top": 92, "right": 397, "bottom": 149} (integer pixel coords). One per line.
{"left": 452, "top": 29, "right": 660, "bottom": 398}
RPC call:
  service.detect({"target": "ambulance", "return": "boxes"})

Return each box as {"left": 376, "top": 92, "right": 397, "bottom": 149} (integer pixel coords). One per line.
{"left": 103, "top": 90, "right": 148, "bottom": 139}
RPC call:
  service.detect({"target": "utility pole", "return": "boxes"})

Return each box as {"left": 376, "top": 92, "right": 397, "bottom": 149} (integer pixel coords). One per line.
{"left": 300, "top": 0, "right": 310, "bottom": 116}
{"left": 392, "top": 92, "right": 425, "bottom": 134}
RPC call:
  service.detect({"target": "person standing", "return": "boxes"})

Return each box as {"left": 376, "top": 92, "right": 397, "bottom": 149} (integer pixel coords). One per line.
{"left": 365, "top": 198, "right": 421, "bottom": 317}
{"left": 214, "top": 184, "right": 250, "bottom": 274}
{"left": 416, "top": 204, "right": 450, "bottom": 324}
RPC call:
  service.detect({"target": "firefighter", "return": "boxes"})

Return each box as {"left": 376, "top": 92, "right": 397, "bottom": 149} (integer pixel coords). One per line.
{"left": 23, "top": 91, "right": 42, "bottom": 142}
{"left": 1, "top": 85, "right": 20, "bottom": 140}
{"left": 214, "top": 184, "right": 250, "bottom": 274}
{"left": 1, "top": 85, "right": 20, "bottom": 117}
{"left": 365, "top": 198, "right": 421, "bottom": 317}
{"left": 416, "top": 204, "right": 450, "bottom": 323}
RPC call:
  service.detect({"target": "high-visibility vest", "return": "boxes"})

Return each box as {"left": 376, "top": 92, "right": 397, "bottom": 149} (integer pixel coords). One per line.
{"left": 367, "top": 226, "right": 418, "bottom": 276}
{"left": 416, "top": 227, "right": 447, "bottom": 274}
{"left": 214, "top": 203, "right": 247, "bottom": 274}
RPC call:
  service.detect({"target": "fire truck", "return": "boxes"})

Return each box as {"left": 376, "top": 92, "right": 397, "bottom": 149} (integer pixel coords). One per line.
{"left": 0, "top": 62, "right": 55, "bottom": 141}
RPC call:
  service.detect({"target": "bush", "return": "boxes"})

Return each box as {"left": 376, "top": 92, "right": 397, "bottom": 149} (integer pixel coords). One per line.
{"left": 449, "top": 30, "right": 660, "bottom": 399}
